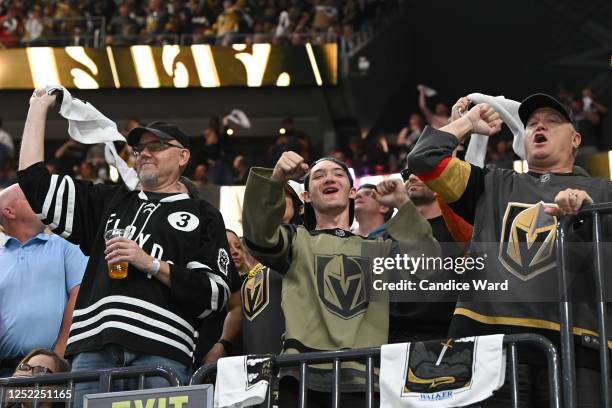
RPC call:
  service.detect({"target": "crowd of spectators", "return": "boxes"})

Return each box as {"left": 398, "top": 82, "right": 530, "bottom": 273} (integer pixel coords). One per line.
{"left": 0, "top": 0, "right": 393, "bottom": 47}
{"left": 0, "top": 85, "right": 611, "bottom": 407}
{"left": 0, "top": 84, "right": 608, "bottom": 189}
{"left": 351, "top": 84, "right": 609, "bottom": 176}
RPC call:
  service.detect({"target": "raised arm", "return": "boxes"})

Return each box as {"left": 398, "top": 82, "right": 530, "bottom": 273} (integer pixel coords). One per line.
{"left": 406, "top": 103, "right": 502, "bottom": 223}
{"left": 18, "top": 89, "right": 111, "bottom": 250}
{"left": 417, "top": 85, "right": 434, "bottom": 124}
{"left": 242, "top": 152, "right": 308, "bottom": 273}
{"left": 19, "top": 88, "right": 56, "bottom": 170}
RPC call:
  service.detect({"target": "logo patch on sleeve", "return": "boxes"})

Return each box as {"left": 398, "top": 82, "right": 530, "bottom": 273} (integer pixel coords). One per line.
{"left": 218, "top": 248, "right": 230, "bottom": 276}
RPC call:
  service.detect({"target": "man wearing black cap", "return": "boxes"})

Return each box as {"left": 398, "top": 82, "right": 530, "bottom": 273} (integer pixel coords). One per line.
{"left": 17, "top": 89, "right": 234, "bottom": 407}
{"left": 407, "top": 94, "right": 612, "bottom": 406}
{"left": 242, "top": 151, "right": 439, "bottom": 407}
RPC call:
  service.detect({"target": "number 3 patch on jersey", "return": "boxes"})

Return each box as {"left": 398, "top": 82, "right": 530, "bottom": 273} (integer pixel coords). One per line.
{"left": 167, "top": 212, "right": 199, "bottom": 232}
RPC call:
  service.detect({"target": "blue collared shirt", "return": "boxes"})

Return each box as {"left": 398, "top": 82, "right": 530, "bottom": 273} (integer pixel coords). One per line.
{"left": 366, "top": 223, "right": 388, "bottom": 239}
{"left": 0, "top": 233, "right": 87, "bottom": 358}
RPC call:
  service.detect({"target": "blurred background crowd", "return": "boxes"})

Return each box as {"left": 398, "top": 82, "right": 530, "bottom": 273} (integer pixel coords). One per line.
{"left": 0, "top": 0, "right": 394, "bottom": 47}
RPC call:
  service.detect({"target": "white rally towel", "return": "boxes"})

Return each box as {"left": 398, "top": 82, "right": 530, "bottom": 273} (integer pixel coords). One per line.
{"left": 380, "top": 334, "right": 505, "bottom": 408}
{"left": 214, "top": 355, "right": 272, "bottom": 408}
{"left": 417, "top": 84, "right": 438, "bottom": 98}
{"left": 224, "top": 109, "right": 251, "bottom": 129}
{"left": 464, "top": 93, "right": 524, "bottom": 168}
{"left": 44, "top": 85, "right": 139, "bottom": 190}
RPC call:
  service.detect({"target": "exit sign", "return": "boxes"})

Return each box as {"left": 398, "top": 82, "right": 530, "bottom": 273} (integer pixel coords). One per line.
{"left": 83, "top": 384, "right": 213, "bottom": 408}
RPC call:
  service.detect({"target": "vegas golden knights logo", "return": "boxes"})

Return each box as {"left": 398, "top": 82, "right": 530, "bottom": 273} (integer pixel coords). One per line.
{"left": 315, "top": 255, "right": 370, "bottom": 319}
{"left": 242, "top": 266, "right": 269, "bottom": 321}
{"left": 499, "top": 202, "right": 557, "bottom": 281}
{"left": 403, "top": 339, "right": 473, "bottom": 394}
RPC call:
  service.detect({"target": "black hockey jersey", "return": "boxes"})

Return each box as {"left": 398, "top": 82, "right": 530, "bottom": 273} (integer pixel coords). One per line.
{"left": 408, "top": 127, "right": 612, "bottom": 368}
{"left": 18, "top": 163, "right": 232, "bottom": 366}
{"left": 240, "top": 263, "right": 285, "bottom": 355}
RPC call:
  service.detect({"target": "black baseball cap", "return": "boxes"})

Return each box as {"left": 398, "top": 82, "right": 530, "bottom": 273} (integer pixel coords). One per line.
{"left": 127, "top": 121, "right": 191, "bottom": 149}
{"left": 518, "top": 93, "right": 576, "bottom": 128}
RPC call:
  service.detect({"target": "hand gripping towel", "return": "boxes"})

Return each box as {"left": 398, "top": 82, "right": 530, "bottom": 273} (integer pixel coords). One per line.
{"left": 464, "top": 93, "right": 524, "bottom": 168}
{"left": 43, "top": 85, "right": 139, "bottom": 190}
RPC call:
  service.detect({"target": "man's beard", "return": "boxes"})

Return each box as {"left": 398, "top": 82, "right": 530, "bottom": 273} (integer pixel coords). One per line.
{"left": 139, "top": 168, "right": 160, "bottom": 188}
{"left": 409, "top": 191, "right": 436, "bottom": 206}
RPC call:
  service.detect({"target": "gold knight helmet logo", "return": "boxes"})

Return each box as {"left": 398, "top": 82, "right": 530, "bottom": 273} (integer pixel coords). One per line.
{"left": 315, "top": 255, "right": 370, "bottom": 319}
{"left": 242, "top": 265, "right": 269, "bottom": 321}
{"left": 499, "top": 202, "right": 557, "bottom": 281}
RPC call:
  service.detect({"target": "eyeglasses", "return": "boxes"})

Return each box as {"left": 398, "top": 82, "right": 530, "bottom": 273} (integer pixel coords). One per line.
{"left": 132, "top": 140, "right": 183, "bottom": 157}
{"left": 16, "top": 363, "right": 54, "bottom": 375}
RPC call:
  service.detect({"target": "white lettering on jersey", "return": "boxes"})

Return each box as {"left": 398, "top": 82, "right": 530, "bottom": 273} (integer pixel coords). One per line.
{"left": 105, "top": 214, "right": 118, "bottom": 231}
{"left": 125, "top": 225, "right": 137, "bottom": 240}
{"left": 151, "top": 243, "right": 164, "bottom": 260}
{"left": 134, "top": 233, "right": 151, "bottom": 247}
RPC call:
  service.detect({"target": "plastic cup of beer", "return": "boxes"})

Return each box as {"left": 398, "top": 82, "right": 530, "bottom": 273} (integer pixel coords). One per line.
{"left": 104, "top": 228, "right": 129, "bottom": 279}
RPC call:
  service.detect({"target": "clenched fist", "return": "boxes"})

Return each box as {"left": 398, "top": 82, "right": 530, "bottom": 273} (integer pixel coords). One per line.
{"left": 29, "top": 88, "right": 58, "bottom": 111}
{"left": 544, "top": 188, "right": 593, "bottom": 216}
{"left": 464, "top": 103, "right": 503, "bottom": 136}
{"left": 373, "top": 179, "right": 409, "bottom": 208}
{"left": 271, "top": 151, "right": 309, "bottom": 183}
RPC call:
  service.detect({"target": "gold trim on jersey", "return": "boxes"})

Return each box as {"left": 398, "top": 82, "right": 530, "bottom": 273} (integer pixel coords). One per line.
{"left": 454, "top": 307, "right": 612, "bottom": 349}
{"left": 424, "top": 158, "right": 471, "bottom": 204}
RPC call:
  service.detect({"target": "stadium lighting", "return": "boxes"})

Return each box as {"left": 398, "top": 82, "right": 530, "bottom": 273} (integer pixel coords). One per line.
{"left": 130, "top": 45, "right": 160, "bottom": 88}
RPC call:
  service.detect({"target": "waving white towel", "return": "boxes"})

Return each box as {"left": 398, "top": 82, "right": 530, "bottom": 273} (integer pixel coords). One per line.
{"left": 464, "top": 93, "right": 524, "bottom": 168}
{"left": 44, "top": 85, "right": 139, "bottom": 190}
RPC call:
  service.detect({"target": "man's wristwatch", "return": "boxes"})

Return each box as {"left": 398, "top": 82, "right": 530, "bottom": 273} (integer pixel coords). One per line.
{"left": 217, "top": 339, "right": 233, "bottom": 355}
{"left": 149, "top": 258, "right": 161, "bottom": 277}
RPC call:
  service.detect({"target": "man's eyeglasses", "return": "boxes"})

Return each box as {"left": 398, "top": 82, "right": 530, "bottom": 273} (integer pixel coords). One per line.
{"left": 132, "top": 140, "right": 183, "bottom": 157}
{"left": 16, "top": 363, "right": 54, "bottom": 375}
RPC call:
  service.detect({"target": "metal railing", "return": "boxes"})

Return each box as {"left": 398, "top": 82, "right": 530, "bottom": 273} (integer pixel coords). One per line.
{"left": 191, "top": 333, "right": 561, "bottom": 408}
{"left": 556, "top": 202, "right": 612, "bottom": 408}
{"left": 0, "top": 365, "right": 179, "bottom": 408}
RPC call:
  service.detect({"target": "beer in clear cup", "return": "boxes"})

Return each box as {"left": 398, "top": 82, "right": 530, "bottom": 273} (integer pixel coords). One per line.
{"left": 104, "top": 228, "right": 129, "bottom": 279}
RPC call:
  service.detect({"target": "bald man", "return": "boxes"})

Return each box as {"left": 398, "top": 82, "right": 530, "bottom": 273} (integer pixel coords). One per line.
{"left": 0, "top": 184, "right": 87, "bottom": 377}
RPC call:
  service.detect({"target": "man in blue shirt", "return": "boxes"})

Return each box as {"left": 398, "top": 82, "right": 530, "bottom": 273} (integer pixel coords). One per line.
{"left": 0, "top": 184, "right": 87, "bottom": 377}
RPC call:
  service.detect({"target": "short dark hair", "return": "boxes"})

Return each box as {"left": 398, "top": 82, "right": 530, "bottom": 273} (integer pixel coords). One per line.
{"left": 304, "top": 157, "right": 353, "bottom": 191}
{"left": 358, "top": 183, "right": 376, "bottom": 191}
